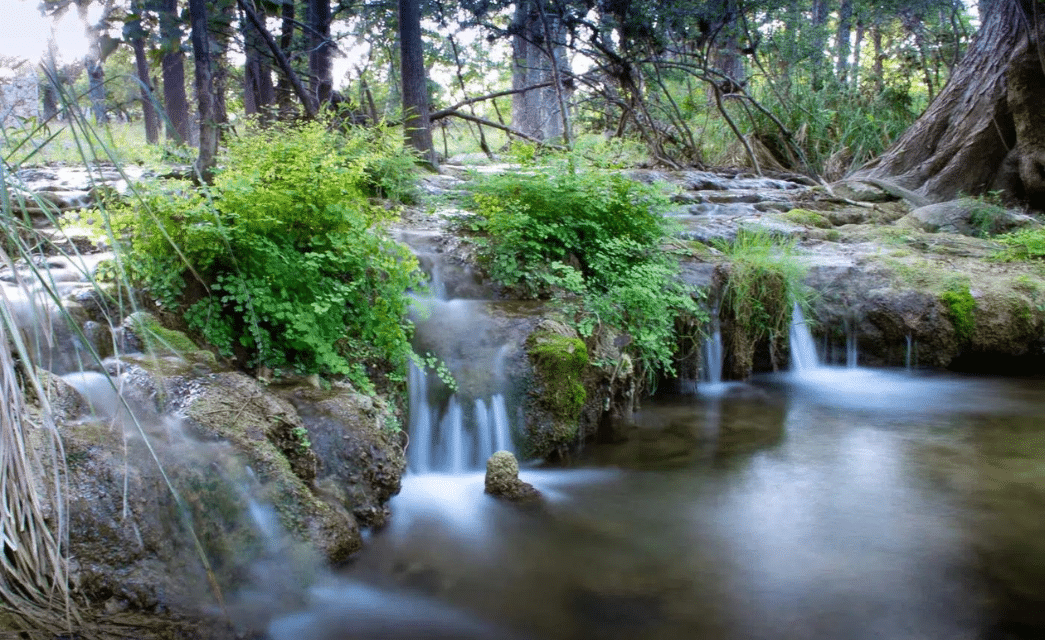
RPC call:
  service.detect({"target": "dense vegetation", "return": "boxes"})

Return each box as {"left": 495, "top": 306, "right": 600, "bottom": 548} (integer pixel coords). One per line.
{"left": 464, "top": 157, "right": 702, "bottom": 388}
{"left": 107, "top": 122, "right": 424, "bottom": 390}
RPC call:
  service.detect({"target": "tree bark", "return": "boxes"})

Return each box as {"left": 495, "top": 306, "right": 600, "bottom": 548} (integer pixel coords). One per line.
{"left": 132, "top": 38, "right": 159, "bottom": 143}
{"left": 835, "top": 0, "right": 853, "bottom": 84}
{"left": 399, "top": 0, "right": 436, "bottom": 165}
{"left": 160, "top": 0, "right": 191, "bottom": 144}
{"left": 852, "top": 0, "right": 1045, "bottom": 209}
{"left": 189, "top": 0, "right": 219, "bottom": 182}
{"left": 309, "top": 0, "right": 333, "bottom": 107}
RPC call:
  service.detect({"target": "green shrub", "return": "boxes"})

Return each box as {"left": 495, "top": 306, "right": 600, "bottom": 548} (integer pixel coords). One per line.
{"left": 996, "top": 228, "right": 1045, "bottom": 261}
{"left": 109, "top": 121, "right": 425, "bottom": 389}
{"left": 465, "top": 164, "right": 702, "bottom": 388}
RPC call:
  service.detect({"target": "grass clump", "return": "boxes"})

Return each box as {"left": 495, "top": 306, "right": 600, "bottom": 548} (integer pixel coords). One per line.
{"left": 714, "top": 227, "right": 810, "bottom": 377}
{"left": 107, "top": 121, "right": 425, "bottom": 390}
{"left": 464, "top": 162, "right": 702, "bottom": 389}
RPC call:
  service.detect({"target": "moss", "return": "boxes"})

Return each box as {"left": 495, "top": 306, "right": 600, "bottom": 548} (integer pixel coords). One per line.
{"left": 942, "top": 285, "right": 977, "bottom": 343}
{"left": 527, "top": 331, "right": 588, "bottom": 421}
{"left": 781, "top": 208, "right": 832, "bottom": 228}
{"left": 124, "top": 311, "right": 201, "bottom": 355}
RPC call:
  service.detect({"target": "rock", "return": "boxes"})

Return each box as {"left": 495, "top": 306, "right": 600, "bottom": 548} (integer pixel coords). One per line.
{"left": 831, "top": 179, "right": 895, "bottom": 203}
{"left": 523, "top": 320, "right": 589, "bottom": 459}
{"left": 898, "top": 200, "right": 1040, "bottom": 237}
{"left": 484, "top": 451, "right": 540, "bottom": 502}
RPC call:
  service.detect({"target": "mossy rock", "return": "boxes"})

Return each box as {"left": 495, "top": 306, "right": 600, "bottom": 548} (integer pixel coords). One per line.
{"left": 781, "top": 207, "right": 832, "bottom": 229}
{"left": 123, "top": 311, "right": 215, "bottom": 366}
{"left": 524, "top": 321, "right": 589, "bottom": 458}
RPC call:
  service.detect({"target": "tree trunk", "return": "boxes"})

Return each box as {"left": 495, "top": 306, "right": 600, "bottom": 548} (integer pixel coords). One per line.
{"left": 511, "top": 0, "right": 572, "bottom": 142}
{"left": 160, "top": 0, "right": 191, "bottom": 144}
{"left": 275, "top": 0, "right": 296, "bottom": 117}
{"left": 189, "top": 0, "right": 219, "bottom": 182}
{"left": 835, "top": 0, "right": 853, "bottom": 84}
{"left": 309, "top": 0, "right": 333, "bottom": 107}
{"left": 852, "top": 0, "right": 1045, "bottom": 209}
{"left": 86, "top": 58, "right": 108, "bottom": 124}
{"left": 243, "top": 0, "right": 275, "bottom": 118}
{"left": 809, "top": 0, "right": 830, "bottom": 90}
{"left": 207, "top": 0, "right": 233, "bottom": 130}
{"left": 399, "top": 0, "right": 436, "bottom": 165}
{"left": 132, "top": 35, "right": 159, "bottom": 144}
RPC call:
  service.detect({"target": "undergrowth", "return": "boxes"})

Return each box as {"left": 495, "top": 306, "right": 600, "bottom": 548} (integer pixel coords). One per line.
{"left": 107, "top": 121, "right": 425, "bottom": 390}
{"left": 463, "top": 159, "right": 703, "bottom": 389}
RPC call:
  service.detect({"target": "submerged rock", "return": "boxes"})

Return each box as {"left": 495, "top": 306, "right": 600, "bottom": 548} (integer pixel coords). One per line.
{"left": 484, "top": 451, "right": 540, "bottom": 502}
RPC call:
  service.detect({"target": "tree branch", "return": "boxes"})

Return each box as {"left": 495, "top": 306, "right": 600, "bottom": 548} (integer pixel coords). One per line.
{"left": 431, "top": 110, "right": 566, "bottom": 149}
{"left": 429, "top": 81, "right": 558, "bottom": 120}
{"left": 236, "top": 0, "right": 317, "bottom": 118}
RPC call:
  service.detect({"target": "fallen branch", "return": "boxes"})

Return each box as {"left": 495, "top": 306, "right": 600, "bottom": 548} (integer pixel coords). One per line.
{"left": 431, "top": 110, "right": 566, "bottom": 149}
{"left": 429, "top": 82, "right": 557, "bottom": 120}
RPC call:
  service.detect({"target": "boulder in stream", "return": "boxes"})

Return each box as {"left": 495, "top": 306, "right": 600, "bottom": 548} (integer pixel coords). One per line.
{"left": 484, "top": 450, "right": 540, "bottom": 502}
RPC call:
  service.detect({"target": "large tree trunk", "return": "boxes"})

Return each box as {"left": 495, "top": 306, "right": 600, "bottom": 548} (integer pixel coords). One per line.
{"left": 399, "top": 0, "right": 436, "bottom": 165}
{"left": 189, "top": 0, "right": 219, "bottom": 182}
{"left": 160, "top": 0, "right": 191, "bottom": 144}
{"left": 852, "top": 0, "right": 1045, "bottom": 209}
{"left": 511, "top": 0, "right": 572, "bottom": 142}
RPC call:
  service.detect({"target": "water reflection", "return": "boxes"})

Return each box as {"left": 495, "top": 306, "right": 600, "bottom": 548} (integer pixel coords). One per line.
{"left": 275, "top": 369, "right": 1045, "bottom": 639}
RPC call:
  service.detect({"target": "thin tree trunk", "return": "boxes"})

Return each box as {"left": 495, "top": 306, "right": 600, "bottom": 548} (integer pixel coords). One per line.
{"left": 189, "top": 0, "right": 219, "bottom": 182}
{"left": 275, "top": 0, "right": 295, "bottom": 116}
{"left": 131, "top": 32, "right": 159, "bottom": 143}
{"left": 809, "top": 0, "right": 830, "bottom": 90}
{"left": 851, "top": 19, "right": 864, "bottom": 91}
{"left": 399, "top": 0, "right": 436, "bottom": 165}
{"left": 160, "top": 0, "right": 190, "bottom": 143}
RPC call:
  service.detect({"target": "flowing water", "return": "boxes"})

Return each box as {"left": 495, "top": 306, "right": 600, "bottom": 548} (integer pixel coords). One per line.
{"left": 262, "top": 310, "right": 1045, "bottom": 639}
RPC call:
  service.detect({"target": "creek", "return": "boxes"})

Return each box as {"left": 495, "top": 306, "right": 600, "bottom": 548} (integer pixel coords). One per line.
{"left": 8, "top": 165, "right": 1045, "bottom": 638}
{"left": 271, "top": 355, "right": 1045, "bottom": 640}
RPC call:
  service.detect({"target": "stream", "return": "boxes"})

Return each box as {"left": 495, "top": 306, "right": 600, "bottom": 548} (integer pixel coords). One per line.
{"left": 268, "top": 364, "right": 1045, "bottom": 640}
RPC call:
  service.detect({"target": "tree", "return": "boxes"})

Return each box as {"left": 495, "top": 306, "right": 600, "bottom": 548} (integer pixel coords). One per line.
{"left": 189, "top": 0, "right": 218, "bottom": 181}
{"left": 399, "top": 0, "right": 436, "bottom": 165}
{"left": 159, "top": 0, "right": 191, "bottom": 144}
{"left": 309, "top": 0, "right": 334, "bottom": 106}
{"left": 852, "top": 0, "right": 1045, "bottom": 209}
{"left": 127, "top": 0, "right": 159, "bottom": 143}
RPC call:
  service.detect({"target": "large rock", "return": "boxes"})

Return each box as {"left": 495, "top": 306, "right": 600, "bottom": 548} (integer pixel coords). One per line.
{"left": 898, "top": 200, "right": 1040, "bottom": 237}
{"left": 33, "top": 347, "right": 406, "bottom": 628}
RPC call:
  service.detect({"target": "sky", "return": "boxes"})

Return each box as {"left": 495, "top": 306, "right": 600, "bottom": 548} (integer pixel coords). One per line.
{"left": 0, "top": 0, "right": 90, "bottom": 64}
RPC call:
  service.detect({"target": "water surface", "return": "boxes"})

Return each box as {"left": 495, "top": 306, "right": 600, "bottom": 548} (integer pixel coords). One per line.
{"left": 272, "top": 368, "right": 1045, "bottom": 640}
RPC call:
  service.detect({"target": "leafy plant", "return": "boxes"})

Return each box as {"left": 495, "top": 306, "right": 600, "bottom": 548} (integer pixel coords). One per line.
{"left": 995, "top": 227, "right": 1045, "bottom": 261}
{"left": 108, "top": 121, "right": 426, "bottom": 389}
{"left": 465, "top": 163, "right": 703, "bottom": 388}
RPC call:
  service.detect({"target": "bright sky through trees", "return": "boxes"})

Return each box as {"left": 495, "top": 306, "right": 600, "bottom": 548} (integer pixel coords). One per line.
{"left": 0, "top": 0, "right": 89, "bottom": 64}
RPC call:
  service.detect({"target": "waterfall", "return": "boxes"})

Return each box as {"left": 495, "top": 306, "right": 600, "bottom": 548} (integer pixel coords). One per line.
{"left": 701, "top": 312, "right": 724, "bottom": 385}
{"left": 845, "top": 320, "right": 858, "bottom": 368}
{"left": 405, "top": 265, "right": 517, "bottom": 475}
{"left": 789, "top": 304, "right": 820, "bottom": 371}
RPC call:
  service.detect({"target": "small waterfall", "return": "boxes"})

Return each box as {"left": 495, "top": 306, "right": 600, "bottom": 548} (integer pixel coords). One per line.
{"left": 905, "top": 334, "right": 914, "bottom": 370}
{"left": 701, "top": 312, "right": 724, "bottom": 385}
{"left": 845, "top": 320, "right": 858, "bottom": 368}
{"left": 789, "top": 304, "right": 820, "bottom": 371}
{"left": 405, "top": 277, "right": 517, "bottom": 475}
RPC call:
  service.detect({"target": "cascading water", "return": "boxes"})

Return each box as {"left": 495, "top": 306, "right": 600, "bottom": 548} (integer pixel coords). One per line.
{"left": 701, "top": 310, "right": 724, "bottom": 385}
{"left": 403, "top": 234, "right": 518, "bottom": 474}
{"left": 788, "top": 303, "right": 821, "bottom": 371}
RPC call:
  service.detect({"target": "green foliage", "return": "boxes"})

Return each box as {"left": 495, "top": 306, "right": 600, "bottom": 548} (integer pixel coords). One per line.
{"left": 995, "top": 228, "right": 1045, "bottom": 261}
{"left": 714, "top": 227, "right": 810, "bottom": 375}
{"left": 960, "top": 191, "right": 1010, "bottom": 238}
{"left": 941, "top": 284, "right": 976, "bottom": 343}
{"left": 465, "top": 164, "right": 702, "bottom": 386}
{"left": 109, "top": 121, "right": 425, "bottom": 388}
